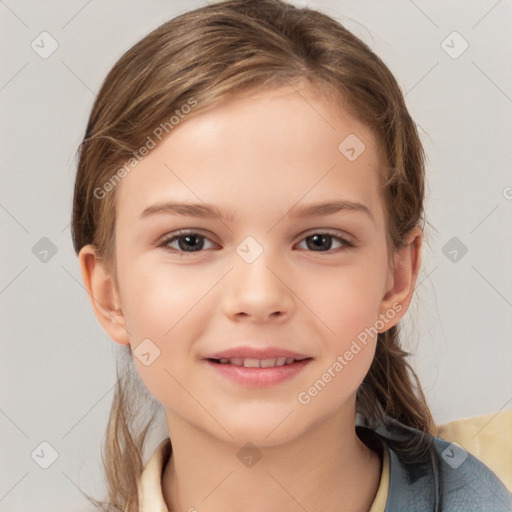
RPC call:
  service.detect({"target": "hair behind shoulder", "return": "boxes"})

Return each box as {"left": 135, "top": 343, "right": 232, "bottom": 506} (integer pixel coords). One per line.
{"left": 72, "top": 0, "right": 435, "bottom": 509}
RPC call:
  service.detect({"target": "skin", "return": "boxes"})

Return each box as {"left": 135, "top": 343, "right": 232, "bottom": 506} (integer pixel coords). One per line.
{"left": 79, "top": 82, "right": 422, "bottom": 512}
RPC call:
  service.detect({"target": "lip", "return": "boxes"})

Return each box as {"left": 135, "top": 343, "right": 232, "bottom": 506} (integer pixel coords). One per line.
{"left": 205, "top": 346, "right": 310, "bottom": 360}
{"left": 203, "top": 346, "right": 312, "bottom": 388}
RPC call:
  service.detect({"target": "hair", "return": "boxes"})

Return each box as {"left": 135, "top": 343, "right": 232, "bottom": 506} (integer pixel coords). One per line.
{"left": 71, "top": 0, "right": 436, "bottom": 509}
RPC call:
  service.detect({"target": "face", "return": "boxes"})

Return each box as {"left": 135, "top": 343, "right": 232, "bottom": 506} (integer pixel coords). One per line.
{"left": 107, "top": 83, "right": 399, "bottom": 446}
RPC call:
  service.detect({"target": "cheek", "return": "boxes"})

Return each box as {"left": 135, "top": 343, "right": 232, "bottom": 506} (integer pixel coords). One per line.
{"left": 297, "top": 252, "right": 387, "bottom": 400}
{"left": 116, "top": 258, "right": 213, "bottom": 403}
{"left": 119, "top": 257, "right": 206, "bottom": 338}
{"left": 295, "top": 273, "right": 382, "bottom": 415}
{"left": 309, "top": 259, "right": 388, "bottom": 344}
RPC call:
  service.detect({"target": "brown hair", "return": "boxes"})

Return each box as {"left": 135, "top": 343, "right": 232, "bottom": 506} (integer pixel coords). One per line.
{"left": 72, "top": 0, "right": 435, "bottom": 509}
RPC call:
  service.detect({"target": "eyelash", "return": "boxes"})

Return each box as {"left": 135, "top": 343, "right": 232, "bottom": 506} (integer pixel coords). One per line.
{"left": 157, "top": 229, "right": 356, "bottom": 255}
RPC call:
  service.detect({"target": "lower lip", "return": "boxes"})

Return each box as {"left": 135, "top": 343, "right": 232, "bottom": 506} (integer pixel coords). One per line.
{"left": 205, "top": 359, "right": 311, "bottom": 388}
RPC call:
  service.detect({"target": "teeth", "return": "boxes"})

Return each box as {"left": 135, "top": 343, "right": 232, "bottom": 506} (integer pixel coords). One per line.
{"left": 216, "top": 357, "right": 301, "bottom": 367}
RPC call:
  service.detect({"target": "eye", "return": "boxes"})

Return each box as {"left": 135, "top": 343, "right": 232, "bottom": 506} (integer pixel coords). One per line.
{"left": 158, "top": 230, "right": 355, "bottom": 255}
{"left": 159, "top": 230, "right": 216, "bottom": 253}
{"left": 296, "top": 232, "right": 355, "bottom": 252}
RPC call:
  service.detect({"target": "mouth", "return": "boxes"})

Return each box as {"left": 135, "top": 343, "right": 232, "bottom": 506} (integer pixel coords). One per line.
{"left": 204, "top": 351, "right": 313, "bottom": 388}
{"left": 207, "top": 356, "right": 310, "bottom": 368}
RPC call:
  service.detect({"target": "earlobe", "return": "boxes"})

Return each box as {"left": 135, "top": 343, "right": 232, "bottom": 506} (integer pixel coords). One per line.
{"left": 78, "top": 245, "right": 130, "bottom": 345}
{"left": 378, "top": 227, "right": 423, "bottom": 331}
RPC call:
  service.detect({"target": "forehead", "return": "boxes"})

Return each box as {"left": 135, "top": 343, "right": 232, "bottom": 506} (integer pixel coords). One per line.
{"left": 115, "top": 83, "right": 385, "bottom": 225}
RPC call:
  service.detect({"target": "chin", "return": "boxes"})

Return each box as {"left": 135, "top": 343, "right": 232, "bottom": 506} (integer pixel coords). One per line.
{"left": 203, "top": 403, "right": 313, "bottom": 448}
{"left": 223, "top": 421, "right": 304, "bottom": 449}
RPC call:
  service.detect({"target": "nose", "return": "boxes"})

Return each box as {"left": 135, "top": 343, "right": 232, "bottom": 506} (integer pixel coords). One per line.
{"left": 220, "top": 247, "right": 295, "bottom": 323}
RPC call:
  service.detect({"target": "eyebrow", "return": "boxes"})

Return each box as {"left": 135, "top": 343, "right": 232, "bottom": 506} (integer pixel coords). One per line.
{"left": 290, "top": 200, "right": 373, "bottom": 221}
{"left": 139, "top": 200, "right": 373, "bottom": 222}
{"left": 139, "top": 202, "right": 236, "bottom": 222}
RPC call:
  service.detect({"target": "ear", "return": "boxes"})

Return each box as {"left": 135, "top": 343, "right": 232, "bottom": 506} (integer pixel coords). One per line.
{"left": 378, "top": 227, "right": 422, "bottom": 332}
{"left": 78, "top": 244, "right": 130, "bottom": 345}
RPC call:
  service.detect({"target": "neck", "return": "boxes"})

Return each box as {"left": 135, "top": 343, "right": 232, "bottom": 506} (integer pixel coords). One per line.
{"left": 162, "top": 400, "right": 382, "bottom": 512}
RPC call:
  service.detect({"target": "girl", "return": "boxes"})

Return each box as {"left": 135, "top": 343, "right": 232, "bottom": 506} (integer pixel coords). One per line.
{"left": 72, "top": 1, "right": 511, "bottom": 510}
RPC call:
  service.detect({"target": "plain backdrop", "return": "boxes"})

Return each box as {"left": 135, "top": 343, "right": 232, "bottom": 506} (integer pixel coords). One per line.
{"left": 1, "top": 0, "right": 511, "bottom": 510}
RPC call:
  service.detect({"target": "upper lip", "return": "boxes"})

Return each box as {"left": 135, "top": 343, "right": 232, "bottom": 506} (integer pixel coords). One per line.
{"left": 205, "top": 347, "right": 311, "bottom": 360}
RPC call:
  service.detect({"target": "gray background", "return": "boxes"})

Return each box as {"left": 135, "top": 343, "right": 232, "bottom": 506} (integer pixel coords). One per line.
{"left": 1, "top": 0, "right": 511, "bottom": 510}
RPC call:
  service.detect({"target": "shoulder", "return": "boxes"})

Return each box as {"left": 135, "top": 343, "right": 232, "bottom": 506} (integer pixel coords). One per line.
{"left": 356, "top": 415, "right": 512, "bottom": 512}
{"left": 429, "top": 434, "right": 511, "bottom": 510}
{"left": 436, "top": 409, "right": 512, "bottom": 493}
